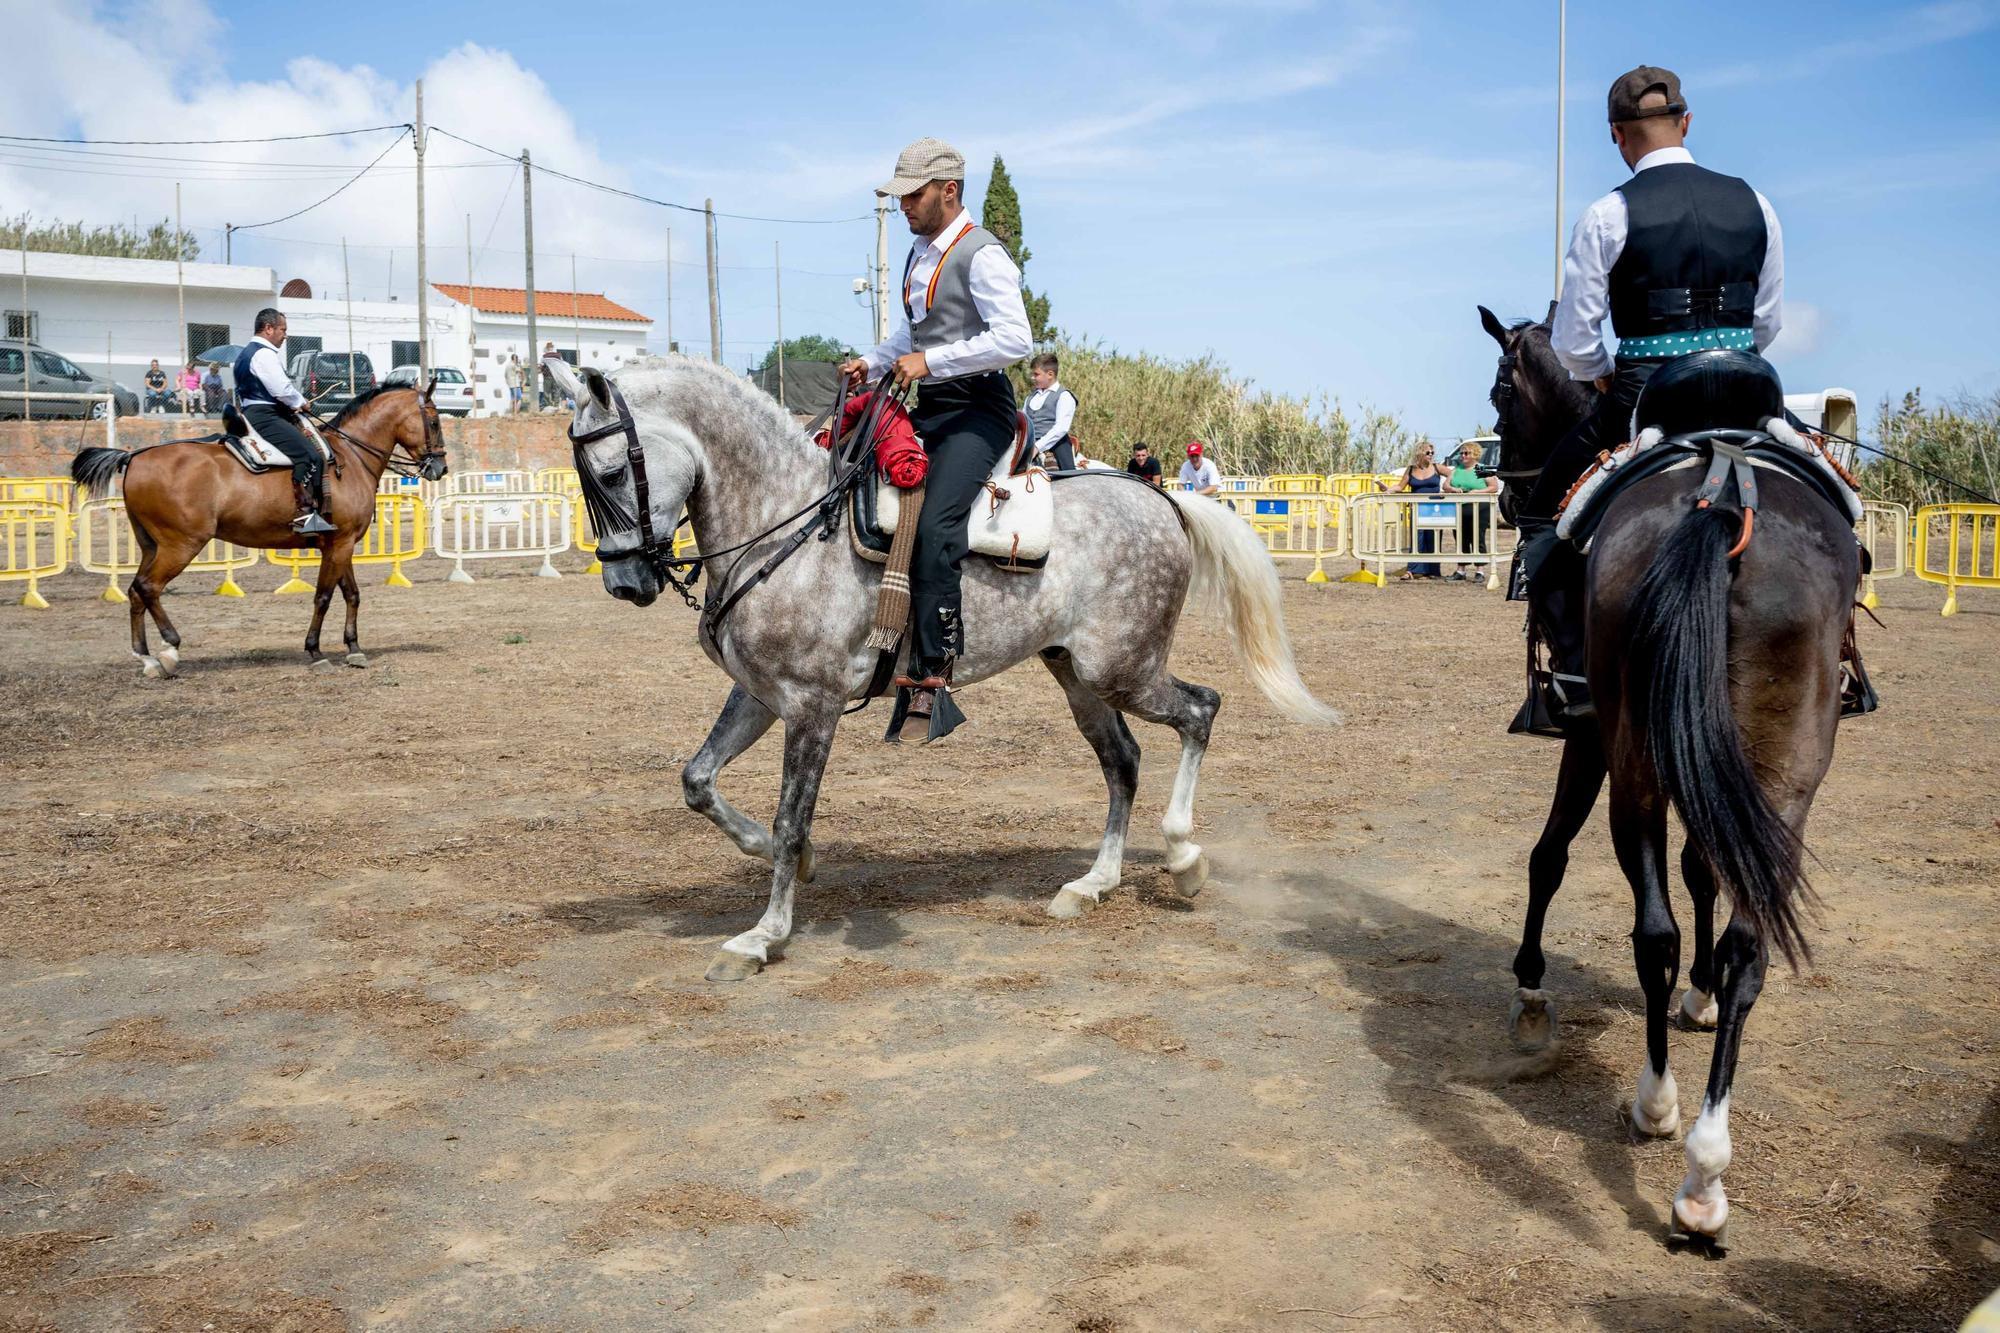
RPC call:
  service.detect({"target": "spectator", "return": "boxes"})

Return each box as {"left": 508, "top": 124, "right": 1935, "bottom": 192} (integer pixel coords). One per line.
{"left": 1179, "top": 441, "right": 1221, "bottom": 495}
{"left": 1392, "top": 441, "right": 1446, "bottom": 579}
{"left": 505, "top": 354, "right": 525, "bottom": 412}
{"left": 142, "top": 359, "right": 170, "bottom": 413}
{"left": 178, "top": 362, "right": 201, "bottom": 414}
{"left": 1126, "top": 441, "right": 1163, "bottom": 487}
{"left": 201, "top": 362, "right": 224, "bottom": 414}
{"left": 1444, "top": 439, "right": 1497, "bottom": 581}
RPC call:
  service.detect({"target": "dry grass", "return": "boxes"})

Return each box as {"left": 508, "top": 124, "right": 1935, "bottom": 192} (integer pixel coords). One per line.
{"left": 570, "top": 1182, "right": 803, "bottom": 1250}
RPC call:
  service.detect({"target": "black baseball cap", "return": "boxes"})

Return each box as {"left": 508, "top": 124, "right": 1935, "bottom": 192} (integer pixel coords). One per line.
{"left": 1607, "top": 66, "right": 1687, "bottom": 123}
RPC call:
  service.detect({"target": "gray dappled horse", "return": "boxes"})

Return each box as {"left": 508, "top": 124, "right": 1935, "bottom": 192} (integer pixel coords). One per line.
{"left": 544, "top": 355, "right": 1336, "bottom": 983}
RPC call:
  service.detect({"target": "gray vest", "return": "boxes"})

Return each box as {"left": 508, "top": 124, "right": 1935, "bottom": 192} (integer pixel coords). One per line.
{"left": 905, "top": 224, "right": 1003, "bottom": 374}
{"left": 1026, "top": 385, "right": 1074, "bottom": 446}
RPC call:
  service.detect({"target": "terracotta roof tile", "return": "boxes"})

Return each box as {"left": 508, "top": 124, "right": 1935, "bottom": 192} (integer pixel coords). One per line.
{"left": 432, "top": 283, "right": 650, "bottom": 323}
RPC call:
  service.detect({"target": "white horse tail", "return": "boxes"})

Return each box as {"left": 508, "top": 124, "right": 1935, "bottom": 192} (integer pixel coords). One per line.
{"left": 1168, "top": 490, "right": 1341, "bottom": 726}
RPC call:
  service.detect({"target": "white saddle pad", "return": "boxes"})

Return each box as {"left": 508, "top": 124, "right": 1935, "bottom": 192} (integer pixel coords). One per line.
{"left": 1557, "top": 418, "right": 1864, "bottom": 542}
{"left": 236, "top": 413, "right": 331, "bottom": 468}
{"left": 876, "top": 446, "right": 1054, "bottom": 568}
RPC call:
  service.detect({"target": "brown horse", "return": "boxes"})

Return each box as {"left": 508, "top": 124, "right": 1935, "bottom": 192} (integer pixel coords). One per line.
{"left": 70, "top": 384, "right": 448, "bottom": 676}
{"left": 1479, "top": 308, "right": 1851, "bottom": 1253}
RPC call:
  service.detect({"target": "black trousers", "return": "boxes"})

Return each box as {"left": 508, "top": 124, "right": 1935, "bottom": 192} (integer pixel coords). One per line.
{"left": 244, "top": 403, "right": 321, "bottom": 495}
{"left": 910, "top": 371, "right": 1016, "bottom": 668}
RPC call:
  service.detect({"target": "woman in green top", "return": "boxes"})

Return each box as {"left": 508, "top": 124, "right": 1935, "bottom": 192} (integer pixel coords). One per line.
{"left": 1444, "top": 439, "right": 1497, "bottom": 582}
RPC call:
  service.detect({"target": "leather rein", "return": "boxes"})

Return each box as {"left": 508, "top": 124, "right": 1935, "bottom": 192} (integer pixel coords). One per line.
{"left": 312, "top": 388, "right": 449, "bottom": 481}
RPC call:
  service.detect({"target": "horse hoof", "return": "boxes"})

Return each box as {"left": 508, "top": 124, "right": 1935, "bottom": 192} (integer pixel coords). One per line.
{"left": 1678, "top": 987, "right": 1719, "bottom": 1030}
{"left": 1631, "top": 1096, "right": 1682, "bottom": 1139}
{"left": 1667, "top": 1206, "right": 1729, "bottom": 1257}
{"left": 705, "top": 950, "right": 764, "bottom": 983}
{"left": 1169, "top": 851, "right": 1209, "bottom": 899}
{"left": 345, "top": 652, "right": 369, "bottom": 669}
{"left": 1508, "top": 987, "right": 1556, "bottom": 1052}
{"left": 1047, "top": 886, "right": 1100, "bottom": 920}
{"left": 156, "top": 645, "right": 179, "bottom": 674}
{"left": 138, "top": 656, "right": 164, "bottom": 680}
{"left": 309, "top": 657, "right": 337, "bottom": 675}
{"left": 797, "top": 840, "right": 815, "bottom": 884}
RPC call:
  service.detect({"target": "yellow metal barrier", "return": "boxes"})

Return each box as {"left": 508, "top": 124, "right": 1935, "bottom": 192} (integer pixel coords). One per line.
{"left": 267, "top": 493, "right": 426, "bottom": 594}
{"left": 1214, "top": 491, "right": 1345, "bottom": 584}
{"left": 1263, "top": 474, "right": 1329, "bottom": 495}
{"left": 1857, "top": 500, "right": 1909, "bottom": 610}
{"left": 537, "top": 467, "right": 601, "bottom": 573}
{"left": 0, "top": 476, "right": 77, "bottom": 509}
{"left": 75, "top": 497, "right": 258, "bottom": 601}
{"left": 1914, "top": 503, "right": 2000, "bottom": 616}
{"left": 1, "top": 499, "right": 68, "bottom": 609}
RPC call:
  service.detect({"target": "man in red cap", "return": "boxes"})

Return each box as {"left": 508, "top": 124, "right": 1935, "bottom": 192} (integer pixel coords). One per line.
{"left": 1178, "top": 441, "right": 1221, "bottom": 496}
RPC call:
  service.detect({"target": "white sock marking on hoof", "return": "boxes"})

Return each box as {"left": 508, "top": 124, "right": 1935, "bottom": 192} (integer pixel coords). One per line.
{"left": 309, "top": 657, "right": 337, "bottom": 675}
{"left": 1673, "top": 1095, "right": 1732, "bottom": 1236}
{"left": 705, "top": 950, "right": 763, "bottom": 982}
{"left": 1508, "top": 987, "right": 1556, "bottom": 1052}
{"left": 1679, "top": 987, "right": 1718, "bottom": 1029}
{"left": 137, "top": 654, "right": 164, "bottom": 679}
{"left": 1048, "top": 884, "right": 1102, "bottom": 919}
{"left": 156, "top": 644, "right": 179, "bottom": 673}
{"left": 1632, "top": 1062, "right": 1681, "bottom": 1137}
{"left": 1168, "top": 850, "right": 1209, "bottom": 899}
{"left": 345, "top": 652, "right": 369, "bottom": 668}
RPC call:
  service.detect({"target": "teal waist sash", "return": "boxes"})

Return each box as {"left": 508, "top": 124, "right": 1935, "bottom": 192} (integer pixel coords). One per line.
{"left": 1617, "top": 326, "right": 1756, "bottom": 358}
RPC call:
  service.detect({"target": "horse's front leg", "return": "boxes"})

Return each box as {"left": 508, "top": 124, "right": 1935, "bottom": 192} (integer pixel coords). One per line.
{"left": 705, "top": 701, "right": 839, "bottom": 982}
{"left": 683, "top": 686, "right": 811, "bottom": 874}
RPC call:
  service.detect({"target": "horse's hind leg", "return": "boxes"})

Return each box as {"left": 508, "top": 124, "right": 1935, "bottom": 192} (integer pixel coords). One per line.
{"left": 1509, "top": 733, "right": 1606, "bottom": 1051}
{"left": 1610, "top": 783, "right": 1683, "bottom": 1138}
{"left": 1104, "top": 672, "right": 1220, "bottom": 900}
{"left": 338, "top": 564, "right": 366, "bottom": 667}
{"left": 129, "top": 533, "right": 199, "bottom": 678}
{"left": 682, "top": 686, "right": 798, "bottom": 875}
{"left": 1678, "top": 844, "right": 1722, "bottom": 1030}
{"left": 1042, "top": 649, "right": 1141, "bottom": 919}
{"left": 1670, "top": 914, "right": 1763, "bottom": 1251}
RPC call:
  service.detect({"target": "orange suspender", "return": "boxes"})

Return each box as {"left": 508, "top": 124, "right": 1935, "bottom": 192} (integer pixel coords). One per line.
{"left": 904, "top": 220, "right": 976, "bottom": 319}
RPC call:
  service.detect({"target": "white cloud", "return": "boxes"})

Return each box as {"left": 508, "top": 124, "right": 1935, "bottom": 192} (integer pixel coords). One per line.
{"left": 1768, "top": 300, "right": 1825, "bottom": 357}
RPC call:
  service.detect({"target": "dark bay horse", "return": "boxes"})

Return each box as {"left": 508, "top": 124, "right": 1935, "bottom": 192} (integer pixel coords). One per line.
{"left": 1478, "top": 306, "right": 1852, "bottom": 1251}
{"left": 70, "top": 385, "right": 448, "bottom": 676}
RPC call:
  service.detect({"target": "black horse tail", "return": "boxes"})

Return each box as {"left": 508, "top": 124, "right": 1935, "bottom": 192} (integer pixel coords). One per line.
{"left": 71, "top": 446, "right": 132, "bottom": 498}
{"left": 1628, "top": 505, "right": 1813, "bottom": 968}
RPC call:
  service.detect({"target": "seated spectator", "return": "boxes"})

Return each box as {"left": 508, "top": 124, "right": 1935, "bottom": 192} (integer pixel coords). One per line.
{"left": 1179, "top": 441, "right": 1221, "bottom": 495}
{"left": 202, "top": 363, "right": 224, "bottom": 413}
{"left": 142, "top": 359, "right": 170, "bottom": 414}
{"left": 1444, "top": 439, "right": 1497, "bottom": 580}
{"left": 179, "top": 362, "right": 201, "bottom": 414}
{"left": 1391, "top": 441, "right": 1445, "bottom": 579}
{"left": 1126, "top": 441, "right": 1163, "bottom": 487}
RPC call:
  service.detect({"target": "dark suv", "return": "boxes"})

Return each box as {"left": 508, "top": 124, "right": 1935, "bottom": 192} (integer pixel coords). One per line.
{"left": 287, "top": 351, "right": 376, "bottom": 412}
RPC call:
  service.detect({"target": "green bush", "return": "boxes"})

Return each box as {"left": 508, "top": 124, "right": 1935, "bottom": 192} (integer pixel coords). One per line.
{"left": 1862, "top": 389, "right": 2000, "bottom": 509}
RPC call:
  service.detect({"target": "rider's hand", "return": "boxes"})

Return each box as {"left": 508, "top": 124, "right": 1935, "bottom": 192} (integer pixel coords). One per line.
{"left": 1593, "top": 374, "right": 1613, "bottom": 394}
{"left": 837, "top": 358, "right": 870, "bottom": 389}
{"left": 892, "top": 351, "right": 930, "bottom": 388}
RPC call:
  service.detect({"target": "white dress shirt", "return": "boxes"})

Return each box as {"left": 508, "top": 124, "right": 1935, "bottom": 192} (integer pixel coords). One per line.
{"left": 243, "top": 335, "right": 307, "bottom": 410}
{"left": 1179, "top": 457, "right": 1221, "bottom": 491}
{"left": 1027, "top": 382, "right": 1076, "bottom": 453}
{"left": 1551, "top": 147, "right": 1784, "bottom": 382}
{"left": 862, "top": 209, "right": 1033, "bottom": 382}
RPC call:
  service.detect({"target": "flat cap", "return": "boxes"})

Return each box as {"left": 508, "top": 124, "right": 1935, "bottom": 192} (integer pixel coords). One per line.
{"left": 1607, "top": 66, "right": 1686, "bottom": 123}
{"left": 876, "top": 137, "right": 966, "bottom": 198}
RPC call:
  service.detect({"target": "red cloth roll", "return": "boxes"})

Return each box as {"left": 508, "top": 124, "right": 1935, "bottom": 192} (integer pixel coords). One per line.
{"left": 816, "top": 391, "right": 927, "bottom": 489}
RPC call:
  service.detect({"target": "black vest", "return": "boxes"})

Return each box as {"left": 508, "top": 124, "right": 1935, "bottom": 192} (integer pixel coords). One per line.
{"left": 1609, "top": 163, "right": 1766, "bottom": 341}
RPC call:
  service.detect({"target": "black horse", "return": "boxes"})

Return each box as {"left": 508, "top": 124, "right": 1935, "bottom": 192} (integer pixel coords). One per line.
{"left": 1477, "top": 306, "right": 1853, "bottom": 1252}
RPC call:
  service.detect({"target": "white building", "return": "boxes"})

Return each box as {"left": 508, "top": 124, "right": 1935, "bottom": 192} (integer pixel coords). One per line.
{"left": 2, "top": 247, "right": 275, "bottom": 390}
{"left": 431, "top": 284, "right": 652, "bottom": 416}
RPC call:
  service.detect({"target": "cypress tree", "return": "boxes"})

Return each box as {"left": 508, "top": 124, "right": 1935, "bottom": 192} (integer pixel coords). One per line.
{"left": 980, "top": 155, "right": 1052, "bottom": 341}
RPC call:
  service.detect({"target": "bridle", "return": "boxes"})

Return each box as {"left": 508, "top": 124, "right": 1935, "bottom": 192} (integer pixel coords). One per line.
{"left": 315, "top": 386, "right": 449, "bottom": 482}
{"left": 1488, "top": 345, "right": 1544, "bottom": 489}
{"left": 567, "top": 375, "right": 905, "bottom": 633}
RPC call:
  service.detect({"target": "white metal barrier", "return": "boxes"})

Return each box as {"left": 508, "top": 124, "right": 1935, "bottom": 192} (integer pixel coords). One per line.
{"left": 1857, "top": 500, "right": 1909, "bottom": 609}
{"left": 1348, "top": 492, "right": 1512, "bottom": 588}
{"left": 430, "top": 490, "right": 571, "bottom": 582}
{"left": 1213, "top": 490, "right": 1346, "bottom": 583}
{"left": 442, "top": 469, "right": 535, "bottom": 495}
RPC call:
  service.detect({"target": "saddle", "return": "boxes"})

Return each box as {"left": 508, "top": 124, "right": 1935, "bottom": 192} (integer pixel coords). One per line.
{"left": 220, "top": 404, "right": 331, "bottom": 474}
{"left": 1555, "top": 351, "right": 1863, "bottom": 549}
{"left": 851, "top": 409, "right": 1054, "bottom": 572}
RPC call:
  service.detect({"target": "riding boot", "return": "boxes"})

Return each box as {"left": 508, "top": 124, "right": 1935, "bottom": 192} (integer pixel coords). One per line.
{"left": 1840, "top": 612, "right": 1880, "bottom": 719}
{"left": 291, "top": 478, "right": 336, "bottom": 535}
{"left": 888, "top": 658, "right": 965, "bottom": 744}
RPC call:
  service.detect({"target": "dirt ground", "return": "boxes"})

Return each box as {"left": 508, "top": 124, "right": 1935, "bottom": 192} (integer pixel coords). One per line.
{"left": 1, "top": 551, "right": 1995, "bottom": 1333}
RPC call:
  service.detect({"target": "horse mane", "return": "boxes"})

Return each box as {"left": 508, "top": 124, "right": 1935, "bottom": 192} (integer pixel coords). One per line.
{"left": 1509, "top": 317, "right": 1596, "bottom": 419}
{"left": 331, "top": 382, "right": 418, "bottom": 425}
{"left": 615, "top": 354, "right": 819, "bottom": 463}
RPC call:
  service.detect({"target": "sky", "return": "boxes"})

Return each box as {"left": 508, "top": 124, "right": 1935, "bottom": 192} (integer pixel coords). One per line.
{"left": 3, "top": 0, "right": 1996, "bottom": 440}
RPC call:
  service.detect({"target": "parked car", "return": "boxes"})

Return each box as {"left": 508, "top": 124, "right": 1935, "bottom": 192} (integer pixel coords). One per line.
{"left": 0, "top": 342, "right": 140, "bottom": 419}
{"left": 287, "top": 351, "right": 376, "bottom": 412}
{"left": 381, "top": 363, "right": 477, "bottom": 417}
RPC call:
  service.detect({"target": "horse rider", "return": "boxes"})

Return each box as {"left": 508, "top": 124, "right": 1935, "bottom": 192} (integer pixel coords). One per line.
{"left": 1025, "top": 352, "right": 1078, "bottom": 470}
{"left": 234, "top": 307, "right": 335, "bottom": 535}
{"left": 1515, "top": 65, "right": 1783, "bottom": 731}
{"left": 839, "top": 137, "right": 1034, "bottom": 731}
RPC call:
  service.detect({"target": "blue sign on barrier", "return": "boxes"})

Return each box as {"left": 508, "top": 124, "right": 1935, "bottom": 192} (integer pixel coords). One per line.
{"left": 1414, "top": 501, "right": 1457, "bottom": 526}
{"left": 1254, "top": 500, "right": 1290, "bottom": 515}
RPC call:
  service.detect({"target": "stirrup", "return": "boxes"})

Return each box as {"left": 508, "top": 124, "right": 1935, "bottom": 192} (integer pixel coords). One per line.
{"left": 292, "top": 510, "right": 336, "bottom": 535}
{"left": 1509, "top": 670, "right": 1593, "bottom": 740}
{"left": 1839, "top": 658, "right": 1879, "bottom": 719}
{"left": 883, "top": 683, "right": 967, "bottom": 745}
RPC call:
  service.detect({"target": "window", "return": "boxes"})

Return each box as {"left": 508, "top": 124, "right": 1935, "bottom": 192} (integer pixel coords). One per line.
{"left": 33, "top": 352, "right": 85, "bottom": 379}
{"left": 0, "top": 348, "right": 23, "bottom": 374}
{"left": 286, "top": 335, "right": 323, "bottom": 360}
{"left": 391, "top": 340, "right": 420, "bottom": 368}
{"left": 4, "top": 310, "right": 36, "bottom": 341}
{"left": 186, "top": 322, "right": 229, "bottom": 361}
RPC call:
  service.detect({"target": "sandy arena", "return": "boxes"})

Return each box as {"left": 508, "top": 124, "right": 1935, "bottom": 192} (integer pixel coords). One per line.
{"left": 1, "top": 554, "right": 1995, "bottom": 1332}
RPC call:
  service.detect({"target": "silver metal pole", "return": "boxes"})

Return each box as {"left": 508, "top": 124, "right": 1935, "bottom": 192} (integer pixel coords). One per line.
{"left": 342, "top": 237, "right": 356, "bottom": 398}
{"left": 522, "top": 149, "right": 537, "bottom": 408}
{"left": 1555, "top": 0, "right": 1567, "bottom": 300}
{"left": 415, "top": 78, "right": 430, "bottom": 381}
{"left": 705, "top": 199, "right": 722, "bottom": 361}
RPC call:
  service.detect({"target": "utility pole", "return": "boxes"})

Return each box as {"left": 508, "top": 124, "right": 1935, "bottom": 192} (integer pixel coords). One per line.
{"left": 1554, "top": 0, "right": 1567, "bottom": 300}
{"left": 224, "top": 223, "right": 233, "bottom": 264}
{"left": 19, "top": 247, "right": 30, "bottom": 422}
{"left": 414, "top": 78, "right": 431, "bottom": 381}
{"left": 175, "top": 182, "right": 186, "bottom": 387}
{"left": 465, "top": 212, "right": 474, "bottom": 363}
{"left": 773, "top": 240, "right": 785, "bottom": 407}
{"left": 665, "top": 225, "right": 673, "bottom": 353}
{"left": 571, "top": 252, "right": 581, "bottom": 370}
{"left": 522, "top": 148, "right": 537, "bottom": 409}
{"left": 704, "top": 199, "right": 721, "bottom": 362}
{"left": 874, "top": 197, "right": 890, "bottom": 344}
{"left": 342, "top": 238, "right": 356, "bottom": 399}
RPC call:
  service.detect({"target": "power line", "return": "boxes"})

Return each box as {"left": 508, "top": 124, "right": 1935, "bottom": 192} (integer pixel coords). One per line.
{"left": 428, "top": 125, "right": 872, "bottom": 226}
{"left": 232, "top": 128, "right": 412, "bottom": 233}
{"left": 0, "top": 123, "right": 410, "bottom": 146}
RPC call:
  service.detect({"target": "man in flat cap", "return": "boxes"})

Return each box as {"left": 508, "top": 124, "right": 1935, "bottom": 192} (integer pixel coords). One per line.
{"left": 1512, "top": 65, "right": 1784, "bottom": 733}
{"left": 840, "top": 138, "right": 1034, "bottom": 739}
